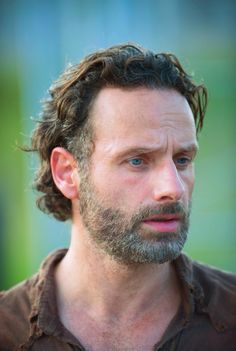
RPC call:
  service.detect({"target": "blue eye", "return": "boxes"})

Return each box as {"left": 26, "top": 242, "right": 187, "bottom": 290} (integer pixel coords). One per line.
{"left": 176, "top": 157, "right": 190, "bottom": 166}
{"left": 128, "top": 158, "right": 143, "bottom": 166}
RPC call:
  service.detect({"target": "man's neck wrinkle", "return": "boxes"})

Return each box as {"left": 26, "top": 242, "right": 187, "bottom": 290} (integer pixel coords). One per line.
{"left": 55, "top": 238, "right": 180, "bottom": 323}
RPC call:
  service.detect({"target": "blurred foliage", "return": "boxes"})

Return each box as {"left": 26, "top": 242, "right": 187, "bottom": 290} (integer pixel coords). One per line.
{"left": 0, "top": 62, "right": 28, "bottom": 288}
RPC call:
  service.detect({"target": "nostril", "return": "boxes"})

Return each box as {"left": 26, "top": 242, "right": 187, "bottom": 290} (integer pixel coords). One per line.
{"left": 153, "top": 178, "right": 185, "bottom": 202}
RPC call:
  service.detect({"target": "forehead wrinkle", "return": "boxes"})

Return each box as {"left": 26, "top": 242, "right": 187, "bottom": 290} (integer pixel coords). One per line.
{"left": 113, "top": 145, "right": 164, "bottom": 158}
{"left": 158, "top": 116, "right": 195, "bottom": 130}
{"left": 102, "top": 140, "right": 199, "bottom": 161}
{"left": 90, "top": 88, "right": 198, "bottom": 159}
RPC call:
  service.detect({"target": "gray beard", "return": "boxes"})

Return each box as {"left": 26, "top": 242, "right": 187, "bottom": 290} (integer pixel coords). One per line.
{"left": 78, "top": 173, "right": 190, "bottom": 265}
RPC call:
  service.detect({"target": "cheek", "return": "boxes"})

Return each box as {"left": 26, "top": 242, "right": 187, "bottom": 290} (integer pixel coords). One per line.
{"left": 114, "top": 173, "right": 151, "bottom": 206}
{"left": 182, "top": 168, "right": 195, "bottom": 197}
{"left": 95, "top": 169, "right": 149, "bottom": 206}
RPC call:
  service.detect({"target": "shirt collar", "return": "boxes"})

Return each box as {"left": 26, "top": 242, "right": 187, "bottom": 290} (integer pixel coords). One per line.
{"left": 29, "top": 249, "right": 83, "bottom": 346}
{"left": 175, "top": 253, "right": 236, "bottom": 332}
{"left": 28, "top": 249, "right": 236, "bottom": 340}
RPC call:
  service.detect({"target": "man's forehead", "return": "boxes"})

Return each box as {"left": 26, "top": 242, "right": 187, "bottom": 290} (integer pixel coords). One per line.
{"left": 90, "top": 87, "right": 196, "bottom": 140}
{"left": 93, "top": 137, "right": 198, "bottom": 160}
{"left": 91, "top": 87, "right": 194, "bottom": 122}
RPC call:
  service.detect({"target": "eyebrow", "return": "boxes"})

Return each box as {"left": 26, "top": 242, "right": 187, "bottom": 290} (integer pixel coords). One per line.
{"left": 115, "top": 143, "right": 199, "bottom": 158}
{"left": 176, "top": 143, "right": 199, "bottom": 154}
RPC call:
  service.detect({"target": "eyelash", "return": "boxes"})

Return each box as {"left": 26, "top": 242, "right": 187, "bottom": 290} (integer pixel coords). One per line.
{"left": 128, "top": 158, "right": 144, "bottom": 167}
{"left": 127, "top": 156, "right": 192, "bottom": 169}
{"left": 175, "top": 156, "right": 192, "bottom": 168}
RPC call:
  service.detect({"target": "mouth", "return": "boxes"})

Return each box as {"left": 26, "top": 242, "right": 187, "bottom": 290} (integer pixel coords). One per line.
{"left": 142, "top": 214, "right": 182, "bottom": 233}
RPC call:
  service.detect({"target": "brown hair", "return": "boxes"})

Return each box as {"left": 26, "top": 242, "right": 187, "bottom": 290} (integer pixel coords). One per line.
{"left": 29, "top": 43, "right": 207, "bottom": 221}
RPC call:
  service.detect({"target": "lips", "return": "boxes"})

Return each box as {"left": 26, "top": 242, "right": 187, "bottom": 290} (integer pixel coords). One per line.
{"left": 143, "top": 214, "right": 181, "bottom": 221}
{"left": 142, "top": 214, "right": 182, "bottom": 232}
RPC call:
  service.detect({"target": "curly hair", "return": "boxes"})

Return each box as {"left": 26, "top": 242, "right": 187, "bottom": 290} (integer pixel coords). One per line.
{"left": 29, "top": 43, "right": 208, "bottom": 221}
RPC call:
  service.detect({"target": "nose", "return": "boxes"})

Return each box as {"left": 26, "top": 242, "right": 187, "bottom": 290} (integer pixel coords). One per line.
{"left": 152, "top": 161, "right": 185, "bottom": 203}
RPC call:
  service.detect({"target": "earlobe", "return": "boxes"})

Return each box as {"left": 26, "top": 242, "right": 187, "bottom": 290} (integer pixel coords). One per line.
{"left": 50, "top": 147, "right": 79, "bottom": 199}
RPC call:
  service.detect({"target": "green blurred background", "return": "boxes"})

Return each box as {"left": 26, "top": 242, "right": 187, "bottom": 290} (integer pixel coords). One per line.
{"left": 0, "top": 0, "right": 235, "bottom": 289}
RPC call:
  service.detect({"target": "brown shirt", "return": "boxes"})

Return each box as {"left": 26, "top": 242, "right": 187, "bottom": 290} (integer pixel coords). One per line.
{"left": 0, "top": 249, "right": 236, "bottom": 351}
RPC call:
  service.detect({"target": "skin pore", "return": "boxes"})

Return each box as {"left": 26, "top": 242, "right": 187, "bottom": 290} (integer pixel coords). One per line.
{"left": 52, "top": 88, "right": 198, "bottom": 351}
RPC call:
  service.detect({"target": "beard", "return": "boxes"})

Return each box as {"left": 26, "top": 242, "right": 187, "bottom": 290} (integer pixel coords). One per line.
{"left": 78, "top": 170, "right": 190, "bottom": 265}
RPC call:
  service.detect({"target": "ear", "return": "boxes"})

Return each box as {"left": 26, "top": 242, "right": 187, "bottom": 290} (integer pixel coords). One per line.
{"left": 50, "top": 147, "right": 80, "bottom": 199}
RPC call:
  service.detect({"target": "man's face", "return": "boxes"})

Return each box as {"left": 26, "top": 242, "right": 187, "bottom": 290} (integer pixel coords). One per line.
{"left": 77, "top": 88, "right": 198, "bottom": 264}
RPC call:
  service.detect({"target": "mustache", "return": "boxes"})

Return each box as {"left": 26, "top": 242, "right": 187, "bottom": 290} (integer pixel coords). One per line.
{"left": 132, "top": 202, "right": 189, "bottom": 222}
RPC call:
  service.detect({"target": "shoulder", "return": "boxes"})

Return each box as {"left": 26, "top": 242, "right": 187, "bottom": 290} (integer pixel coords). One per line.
{"left": 0, "top": 275, "right": 38, "bottom": 350}
{"left": 179, "top": 253, "right": 236, "bottom": 293}
{"left": 0, "top": 249, "right": 67, "bottom": 350}
{"left": 191, "top": 259, "right": 236, "bottom": 296}
{"left": 189, "top": 257, "right": 236, "bottom": 330}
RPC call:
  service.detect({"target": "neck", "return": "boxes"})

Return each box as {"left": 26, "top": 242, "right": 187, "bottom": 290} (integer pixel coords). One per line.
{"left": 55, "top": 222, "right": 181, "bottom": 323}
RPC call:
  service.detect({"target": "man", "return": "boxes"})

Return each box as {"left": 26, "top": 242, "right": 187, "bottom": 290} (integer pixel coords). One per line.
{"left": 0, "top": 43, "right": 235, "bottom": 351}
